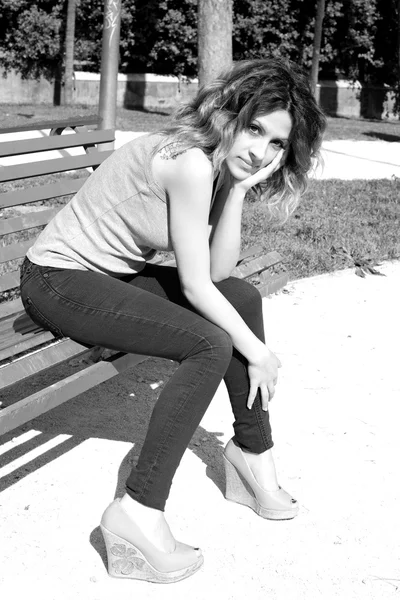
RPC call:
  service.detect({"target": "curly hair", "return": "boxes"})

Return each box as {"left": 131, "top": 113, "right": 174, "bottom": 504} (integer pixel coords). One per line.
{"left": 159, "top": 58, "right": 327, "bottom": 222}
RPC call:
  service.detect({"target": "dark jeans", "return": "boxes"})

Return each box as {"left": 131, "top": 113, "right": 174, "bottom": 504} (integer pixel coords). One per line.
{"left": 20, "top": 257, "right": 273, "bottom": 510}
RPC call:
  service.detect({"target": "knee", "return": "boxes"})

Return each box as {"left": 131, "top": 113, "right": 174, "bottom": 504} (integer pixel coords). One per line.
{"left": 206, "top": 326, "right": 233, "bottom": 362}
{"left": 224, "top": 277, "right": 263, "bottom": 315}
{"left": 191, "top": 323, "right": 233, "bottom": 368}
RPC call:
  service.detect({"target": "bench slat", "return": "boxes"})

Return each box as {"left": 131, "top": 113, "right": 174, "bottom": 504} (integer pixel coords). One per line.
{"left": 0, "top": 309, "right": 38, "bottom": 342}
{"left": 0, "top": 298, "right": 24, "bottom": 319}
{"left": 0, "top": 207, "right": 61, "bottom": 235}
{"left": 0, "top": 177, "right": 88, "bottom": 209}
{"left": 0, "top": 150, "right": 113, "bottom": 183}
{"left": 162, "top": 244, "right": 266, "bottom": 269}
{"left": 232, "top": 251, "right": 282, "bottom": 279}
{"left": 0, "top": 352, "right": 147, "bottom": 436}
{"left": 0, "top": 115, "right": 100, "bottom": 135}
{"left": 258, "top": 272, "right": 289, "bottom": 297}
{"left": 0, "top": 271, "right": 20, "bottom": 293}
{"left": 0, "top": 130, "right": 115, "bottom": 158}
{"left": 0, "top": 240, "right": 33, "bottom": 264}
{"left": 0, "top": 330, "right": 55, "bottom": 363}
{"left": 0, "top": 338, "right": 92, "bottom": 389}
{"left": 237, "top": 245, "right": 264, "bottom": 263}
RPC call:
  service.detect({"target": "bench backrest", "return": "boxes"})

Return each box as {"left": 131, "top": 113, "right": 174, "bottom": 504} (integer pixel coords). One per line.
{"left": 0, "top": 116, "right": 115, "bottom": 297}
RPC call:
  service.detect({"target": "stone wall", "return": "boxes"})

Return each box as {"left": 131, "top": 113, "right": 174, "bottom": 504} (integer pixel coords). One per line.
{"left": 315, "top": 80, "right": 396, "bottom": 119}
{"left": 0, "top": 70, "right": 396, "bottom": 120}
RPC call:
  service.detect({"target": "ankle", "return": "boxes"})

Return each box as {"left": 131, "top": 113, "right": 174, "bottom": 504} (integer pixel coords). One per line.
{"left": 120, "top": 494, "right": 162, "bottom": 520}
{"left": 242, "top": 448, "right": 279, "bottom": 491}
{"left": 119, "top": 495, "right": 176, "bottom": 553}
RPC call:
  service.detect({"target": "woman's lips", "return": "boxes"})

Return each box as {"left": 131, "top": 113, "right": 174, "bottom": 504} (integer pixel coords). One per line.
{"left": 239, "top": 158, "right": 254, "bottom": 170}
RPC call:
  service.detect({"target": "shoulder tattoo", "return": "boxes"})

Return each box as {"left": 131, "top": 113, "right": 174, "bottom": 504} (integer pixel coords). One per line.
{"left": 159, "top": 143, "right": 188, "bottom": 160}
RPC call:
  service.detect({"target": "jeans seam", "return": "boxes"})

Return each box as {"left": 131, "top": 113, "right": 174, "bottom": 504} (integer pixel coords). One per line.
{"left": 254, "top": 397, "right": 271, "bottom": 448}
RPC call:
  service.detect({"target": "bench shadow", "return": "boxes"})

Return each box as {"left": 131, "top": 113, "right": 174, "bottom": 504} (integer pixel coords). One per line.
{"left": 0, "top": 394, "right": 226, "bottom": 495}
{"left": 0, "top": 366, "right": 227, "bottom": 567}
{"left": 364, "top": 131, "right": 400, "bottom": 142}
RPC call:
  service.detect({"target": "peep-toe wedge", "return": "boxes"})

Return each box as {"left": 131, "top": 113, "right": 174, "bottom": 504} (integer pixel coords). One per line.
{"left": 100, "top": 499, "right": 203, "bottom": 584}
{"left": 223, "top": 439, "right": 299, "bottom": 520}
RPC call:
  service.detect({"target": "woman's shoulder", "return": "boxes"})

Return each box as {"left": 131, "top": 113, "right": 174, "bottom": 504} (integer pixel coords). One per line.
{"left": 153, "top": 143, "right": 213, "bottom": 187}
{"left": 152, "top": 143, "right": 213, "bottom": 197}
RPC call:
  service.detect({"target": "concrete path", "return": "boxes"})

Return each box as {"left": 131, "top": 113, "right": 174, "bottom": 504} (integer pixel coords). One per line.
{"left": 317, "top": 140, "right": 400, "bottom": 179}
{"left": 1, "top": 261, "right": 399, "bottom": 599}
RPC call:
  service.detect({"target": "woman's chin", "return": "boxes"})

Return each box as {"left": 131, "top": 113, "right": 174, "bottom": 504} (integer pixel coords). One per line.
{"left": 228, "top": 166, "right": 253, "bottom": 181}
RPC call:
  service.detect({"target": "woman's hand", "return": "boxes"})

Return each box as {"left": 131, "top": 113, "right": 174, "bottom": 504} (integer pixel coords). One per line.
{"left": 247, "top": 346, "right": 282, "bottom": 411}
{"left": 233, "top": 148, "right": 285, "bottom": 194}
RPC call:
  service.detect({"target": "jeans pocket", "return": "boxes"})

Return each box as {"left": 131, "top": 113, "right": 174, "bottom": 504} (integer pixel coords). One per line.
{"left": 24, "top": 296, "right": 64, "bottom": 338}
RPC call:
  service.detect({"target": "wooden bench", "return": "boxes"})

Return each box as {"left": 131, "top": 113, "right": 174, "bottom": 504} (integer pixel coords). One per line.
{"left": 0, "top": 118, "right": 288, "bottom": 437}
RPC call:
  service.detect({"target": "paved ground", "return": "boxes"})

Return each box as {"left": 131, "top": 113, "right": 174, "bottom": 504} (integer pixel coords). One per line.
{"left": 317, "top": 140, "right": 400, "bottom": 179}
{"left": 1, "top": 131, "right": 400, "bottom": 599}
{"left": 1, "top": 261, "right": 399, "bottom": 599}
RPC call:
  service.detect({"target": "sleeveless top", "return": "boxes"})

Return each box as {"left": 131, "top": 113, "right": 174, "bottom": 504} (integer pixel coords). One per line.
{"left": 28, "top": 133, "right": 177, "bottom": 277}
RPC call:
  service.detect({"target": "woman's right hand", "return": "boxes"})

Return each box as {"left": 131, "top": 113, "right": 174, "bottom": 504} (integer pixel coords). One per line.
{"left": 247, "top": 346, "right": 282, "bottom": 411}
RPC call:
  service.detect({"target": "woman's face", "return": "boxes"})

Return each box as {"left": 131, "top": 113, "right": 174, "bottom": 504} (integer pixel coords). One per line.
{"left": 225, "top": 110, "right": 292, "bottom": 181}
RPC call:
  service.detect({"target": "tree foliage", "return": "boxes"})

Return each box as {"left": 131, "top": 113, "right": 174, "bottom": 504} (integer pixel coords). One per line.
{"left": 327, "top": 0, "right": 380, "bottom": 81}
{"left": 121, "top": 0, "right": 197, "bottom": 75}
{"left": 0, "top": 0, "right": 63, "bottom": 79}
{"left": 232, "top": 0, "right": 299, "bottom": 62}
{"left": 373, "top": 0, "right": 400, "bottom": 86}
{"left": 0, "top": 0, "right": 398, "bottom": 88}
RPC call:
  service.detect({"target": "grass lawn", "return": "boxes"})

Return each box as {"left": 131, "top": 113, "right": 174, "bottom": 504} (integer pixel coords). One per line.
{"left": 242, "top": 178, "right": 400, "bottom": 280}
{"left": 1, "top": 104, "right": 399, "bottom": 285}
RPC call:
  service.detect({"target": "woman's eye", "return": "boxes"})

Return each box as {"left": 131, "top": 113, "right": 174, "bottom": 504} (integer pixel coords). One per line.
{"left": 272, "top": 140, "right": 284, "bottom": 149}
{"left": 249, "top": 124, "right": 260, "bottom": 134}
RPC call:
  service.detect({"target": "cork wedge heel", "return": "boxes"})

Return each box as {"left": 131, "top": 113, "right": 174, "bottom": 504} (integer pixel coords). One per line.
{"left": 223, "top": 439, "right": 299, "bottom": 521}
{"left": 100, "top": 499, "right": 203, "bottom": 584}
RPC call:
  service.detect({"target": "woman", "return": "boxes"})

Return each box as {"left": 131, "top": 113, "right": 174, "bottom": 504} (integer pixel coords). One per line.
{"left": 20, "top": 58, "right": 326, "bottom": 583}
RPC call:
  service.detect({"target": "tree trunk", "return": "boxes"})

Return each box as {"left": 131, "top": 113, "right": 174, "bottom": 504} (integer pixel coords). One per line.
{"left": 310, "top": 0, "right": 326, "bottom": 97}
{"left": 198, "top": 0, "right": 233, "bottom": 87}
{"left": 62, "top": 0, "right": 76, "bottom": 105}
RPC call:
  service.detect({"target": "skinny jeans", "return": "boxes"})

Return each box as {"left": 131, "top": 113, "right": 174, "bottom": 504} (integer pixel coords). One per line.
{"left": 20, "top": 257, "right": 273, "bottom": 510}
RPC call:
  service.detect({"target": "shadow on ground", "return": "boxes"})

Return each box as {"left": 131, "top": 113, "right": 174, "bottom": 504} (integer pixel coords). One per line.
{"left": 0, "top": 358, "right": 227, "bottom": 497}
{"left": 364, "top": 131, "right": 400, "bottom": 142}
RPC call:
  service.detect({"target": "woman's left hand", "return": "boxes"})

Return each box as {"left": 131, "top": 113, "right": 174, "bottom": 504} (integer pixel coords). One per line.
{"left": 232, "top": 148, "right": 284, "bottom": 194}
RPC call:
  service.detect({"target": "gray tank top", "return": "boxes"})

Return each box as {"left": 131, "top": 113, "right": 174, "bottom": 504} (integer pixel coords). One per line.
{"left": 27, "top": 133, "right": 172, "bottom": 276}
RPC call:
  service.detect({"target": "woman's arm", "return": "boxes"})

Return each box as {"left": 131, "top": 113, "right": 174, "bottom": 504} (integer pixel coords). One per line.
{"left": 208, "top": 172, "right": 245, "bottom": 282}
{"left": 208, "top": 149, "right": 285, "bottom": 281}
{"left": 157, "top": 148, "right": 265, "bottom": 363}
{"left": 153, "top": 147, "right": 282, "bottom": 409}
